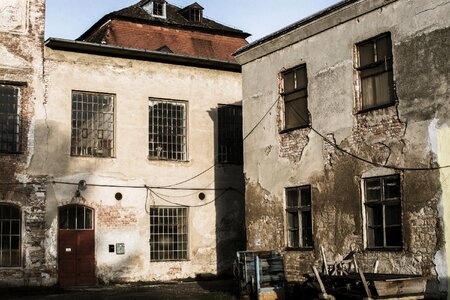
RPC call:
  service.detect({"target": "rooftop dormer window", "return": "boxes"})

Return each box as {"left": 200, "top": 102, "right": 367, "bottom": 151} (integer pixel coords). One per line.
{"left": 180, "top": 3, "right": 203, "bottom": 23}
{"left": 143, "top": 1, "right": 166, "bottom": 19}
{"left": 189, "top": 8, "right": 202, "bottom": 22}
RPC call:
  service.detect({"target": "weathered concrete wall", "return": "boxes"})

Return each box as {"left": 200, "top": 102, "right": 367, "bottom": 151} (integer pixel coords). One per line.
{"left": 236, "top": 0, "right": 449, "bottom": 297}
{"left": 31, "top": 48, "right": 245, "bottom": 283}
{"left": 0, "top": 0, "right": 52, "bottom": 287}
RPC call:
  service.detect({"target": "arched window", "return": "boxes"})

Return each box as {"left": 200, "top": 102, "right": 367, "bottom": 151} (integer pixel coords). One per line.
{"left": 0, "top": 204, "right": 21, "bottom": 267}
{"left": 59, "top": 205, "right": 93, "bottom": 230}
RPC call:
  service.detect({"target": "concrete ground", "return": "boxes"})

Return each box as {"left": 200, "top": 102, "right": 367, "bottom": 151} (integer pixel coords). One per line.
{"left": 0, "top": 280, "right": 240, "bottom": 300}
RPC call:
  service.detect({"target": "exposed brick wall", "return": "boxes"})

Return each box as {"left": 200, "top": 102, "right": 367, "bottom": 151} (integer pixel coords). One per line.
{"left": 0, "top": 0, "right": 48, "bottom": 287}
{"left": 100, "top": 20, "right": 248, "bottom": 62}
{"left": 98, "top": 206, "right": 138, "bottom": 228}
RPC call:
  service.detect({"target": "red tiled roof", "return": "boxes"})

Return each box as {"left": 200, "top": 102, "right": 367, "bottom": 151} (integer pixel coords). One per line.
{"left": 78, "top": 1, "right": 249, "bottom": 62}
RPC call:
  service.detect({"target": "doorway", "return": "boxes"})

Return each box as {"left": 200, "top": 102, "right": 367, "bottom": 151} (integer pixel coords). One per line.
{"left": 58, "top": 205, "right": 95, "bottom": 286}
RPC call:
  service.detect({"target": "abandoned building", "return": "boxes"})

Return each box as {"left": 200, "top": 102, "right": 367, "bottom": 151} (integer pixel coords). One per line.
{"left": 0, "top": 0, "right": 248, "bottom": 286}
{"left": 0, "top": 0, "right": 47, "bottom": 286}
{"left": 234, "top": 0, "right": 450, "bottom": 297}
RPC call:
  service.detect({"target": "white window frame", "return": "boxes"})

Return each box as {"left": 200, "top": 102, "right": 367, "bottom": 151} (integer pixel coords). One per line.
{"left": 143, "top": 1, "right": 167, "bottom": 19}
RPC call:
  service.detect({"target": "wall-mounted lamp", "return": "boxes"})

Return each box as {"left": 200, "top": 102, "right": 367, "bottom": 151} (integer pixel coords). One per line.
{"left": 75, "top": 180, "right": 87, "bottom": 198}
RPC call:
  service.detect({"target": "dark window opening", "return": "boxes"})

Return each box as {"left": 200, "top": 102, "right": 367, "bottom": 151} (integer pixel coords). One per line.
{"left": 281, "top": 65, "right": 309, "bottom": 130}
{"left": 286, "top": 186, "right": 313, "bottom": 249}
{"left": 71, "top": 91, "right": 114, "bottom": 157}
{"left": 189, "top": 8, "right": 202, "bottom": 22}
{"left": 59, "top": 205, "right": 94, "bottom": 230}
{"left": 150, "top": 207, "right": 188, "bottom": 261}
{"left": 357, "top": 33, "right": 394, "bottom": 111}
{"left": 148, "top": 98, "right": 187, "bottom": 161}
{"left": 0, "top": 204, "right": 21, "bottom": 267}
{"left": 218, "top": 105, "right": 242, "bottom": 164}
{"left": 0, "top": 85, "right": 20, "bottom": 153}
{"left": 365, "top": 175, "right": 402, "bottom": 249}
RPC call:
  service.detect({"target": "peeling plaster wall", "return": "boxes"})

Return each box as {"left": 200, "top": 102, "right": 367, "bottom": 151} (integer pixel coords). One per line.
{"left": 0, "top": 0, "right": 50, "bottom": 287}
{"left": 31, "top": 48, "right": 245, "bottom": 283}
{"left": 237, "top": 0, "right": 449, "bottom": 297}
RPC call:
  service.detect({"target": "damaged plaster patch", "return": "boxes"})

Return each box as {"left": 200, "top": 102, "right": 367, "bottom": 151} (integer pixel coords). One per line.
{"left": 322, "top": 133, "right": 336, "bottom": 168}
{"left": 428, "top": 118, "right": 438, "bottom": 155}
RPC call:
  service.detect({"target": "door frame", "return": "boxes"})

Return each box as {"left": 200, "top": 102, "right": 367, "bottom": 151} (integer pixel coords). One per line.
{"left": 57, "top": 204, "right": 96, "bottom": 286}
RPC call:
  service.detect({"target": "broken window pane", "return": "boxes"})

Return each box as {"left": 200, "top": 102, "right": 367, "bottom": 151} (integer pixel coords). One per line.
{"left": 71, "top": 91, "right": 114, "bottom": 157}
{"left": 285, "top": 186, "right": 313, "bottom": 248}
{"left": 149, "top": 99, "right": 186, "bottom": 161}
{"left": 150, "top": 207, "right": 188, "bottom": 261}
{"left": 385, "top": 226, "right": 402, "bottom": 247}
{"left": 282, "top": 65, "right": 309, "bottom": 130}
{"left": 364, "top": 175, "right": 402, "bottom": 249}
{"left": 0, "top": 85, "right": 21, "bottom": 153}
{"left": 357, "top": 33, "right": 394, "bottom": 111}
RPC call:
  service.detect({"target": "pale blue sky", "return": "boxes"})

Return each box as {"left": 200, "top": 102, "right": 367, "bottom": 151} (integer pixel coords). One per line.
{"left": 45, "top": 0, "right": 340, "bottom": 42}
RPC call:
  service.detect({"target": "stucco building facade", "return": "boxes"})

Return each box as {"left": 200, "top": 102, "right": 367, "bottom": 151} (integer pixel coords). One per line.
{"left": 0, "top": 0, "right": 248, "bottom": 286}
{"left": 235, "top": 0, "right": 449, "bottom": 297}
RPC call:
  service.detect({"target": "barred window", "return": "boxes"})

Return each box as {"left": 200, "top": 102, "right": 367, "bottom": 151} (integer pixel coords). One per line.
{"left": 281, "top": 64, "right": 309, "bottom": 130}
{"left": 357, "top": 33, "right": 394, "bottom": 111}
{"left": 0, "top": 204, "right": 21, "bottom": 267}
{"left": 218, "top": 105, "right": 242, "bottom": 164}
{"left": 0, "top": 85, "right": 20, "bottom": 153}
{"left": 286, "top": 186, "right": 313, "bottom": 249}
{"left": 150, "top": 207, "right": 188, "bottom": 261}
{"left": 71, "top": 91, "right": 114, "bottom": 157}
{"left": 149, "top": 99, "right": 187, "bottom": 161}
{"left": 364, "top": 175, "right": 402, "bottom": 249}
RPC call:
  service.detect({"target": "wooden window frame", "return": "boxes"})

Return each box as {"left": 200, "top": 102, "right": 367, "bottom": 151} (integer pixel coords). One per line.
{"left": 280, "top": 64, "right": 309, "bottom": 132}
{"left": 355, "top": 32, "right": 395, "bottom": 112}
{"left": 285, "top": 185, "right": 313, "bottom": 250}
{"left": 364, "top": 175, "right": 402, "bottom": 250}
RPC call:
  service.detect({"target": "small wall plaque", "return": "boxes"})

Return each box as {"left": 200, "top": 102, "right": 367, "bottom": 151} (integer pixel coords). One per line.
{"left": 116, "top": 243, "right": 125, "bottom": 255}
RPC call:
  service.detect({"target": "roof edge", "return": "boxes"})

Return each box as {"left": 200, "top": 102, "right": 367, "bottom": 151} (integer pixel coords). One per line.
{"left": 45, "top": 38, "right": 241, "bottom": 72}
{"left": 77, "top": 14, "right": 113, "bottom": 41}
{"left": 77, "top": 13, "right": 250, "bottom": 41}
{"left": 234, "top": 0, "right": 356, "bottom": 56}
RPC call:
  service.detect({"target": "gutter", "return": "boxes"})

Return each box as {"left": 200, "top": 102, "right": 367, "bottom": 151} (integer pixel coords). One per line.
{"left": 45, "top": 38, "right": 241, "bottom": 72}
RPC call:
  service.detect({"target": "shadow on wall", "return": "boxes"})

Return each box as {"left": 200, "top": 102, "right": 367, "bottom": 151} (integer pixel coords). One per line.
{"left": 208, "top": 105, "right": 246, "bottom": 276}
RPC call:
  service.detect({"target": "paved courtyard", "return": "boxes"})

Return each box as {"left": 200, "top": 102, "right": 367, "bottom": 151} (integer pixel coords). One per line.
{"left": 0, "top": 280, "right": 239, "bottom": 300}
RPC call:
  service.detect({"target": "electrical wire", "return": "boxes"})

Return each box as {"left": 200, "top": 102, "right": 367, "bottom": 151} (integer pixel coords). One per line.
{"left": 243, "top": 95, "right": 280, "bottom": 141}
{"left": 148, "top": 187, "right": 231, "bottom": 208}
{"left": 288, "top": 104, "right": 450, "bottom": 171}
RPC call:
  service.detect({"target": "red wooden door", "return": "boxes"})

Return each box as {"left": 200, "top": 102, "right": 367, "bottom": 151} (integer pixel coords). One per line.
{"left": 58, "top": 205, "right": 95, "bottom": 286}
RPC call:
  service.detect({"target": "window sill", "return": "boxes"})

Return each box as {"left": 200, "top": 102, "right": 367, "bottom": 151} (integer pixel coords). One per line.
{"left": 0, "top": 152, "right": 23, "bottom": 156}
{"left": 355, "top": 101, "right": 396, "bottom": 115}
{"left": 364, "top": 247, "right": 402, "bottom": 252}
{"left": 71, "top": 155, "right": 116, "bottom": 159}
{"left": 0, "top": 266, "right": 22, "bottom": 269}
{"left": 285, "top": 247, "right": 314, "bottom": 252}
{"left": 279, "top": 125, "right": 310, "bottom": 134}
{"left": 148, "top": 157, "right": 189, "bottom": 163}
